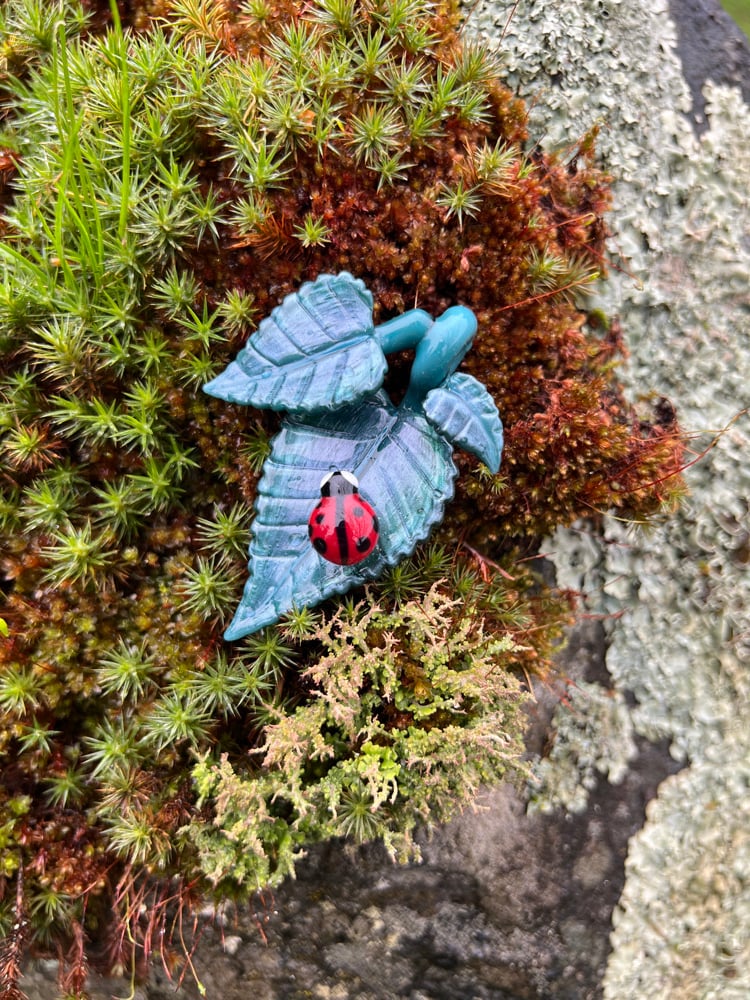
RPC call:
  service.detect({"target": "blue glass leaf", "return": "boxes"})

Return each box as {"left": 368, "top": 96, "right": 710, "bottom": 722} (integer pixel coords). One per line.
{"left": 423, "top": 373, "right": 504, "bottom": 474}
{"left": 224, "top": 392, "right": 456, "bottom": 640}
{"left": 203, "top": 272, "right": 385, "bottom": 413}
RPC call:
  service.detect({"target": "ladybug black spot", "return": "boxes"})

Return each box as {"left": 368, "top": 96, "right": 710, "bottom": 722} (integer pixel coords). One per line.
{"left": 356, "top": 536, "right": 373, "bottom": 553}
{"left": 313, "top": 537, "right": 328, "bottom": 554}
{"left": 315, "top": 512, "right": 325, "bottom": 524}
{"left": 372, "top": 515, "right": 379, "bottom": 533}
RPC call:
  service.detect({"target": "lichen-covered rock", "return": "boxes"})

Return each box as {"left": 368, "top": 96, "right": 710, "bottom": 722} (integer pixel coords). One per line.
{"left": 529, "top": 680, "right": 637, "bottom": 815}
{"left": 477, "top": 0, "right": 750, "bottom": 762}
{"left": 604, "top": 738, "right": 750, "bottom": 998}
{"left": 466, "top": 0, "right": 750, "bottom": 993}
{"left": 669, "top": 0, "right": 750, "bottom": 127}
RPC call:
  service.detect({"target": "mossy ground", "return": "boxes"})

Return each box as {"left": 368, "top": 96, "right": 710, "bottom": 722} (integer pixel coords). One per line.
{"left": 0, "top": 0, "right": 682, "bottom": 992}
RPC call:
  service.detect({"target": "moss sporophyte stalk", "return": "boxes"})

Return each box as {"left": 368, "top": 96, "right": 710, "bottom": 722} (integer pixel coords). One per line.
{"left": 0, "top": 0, "right": 683, "bottom": 991}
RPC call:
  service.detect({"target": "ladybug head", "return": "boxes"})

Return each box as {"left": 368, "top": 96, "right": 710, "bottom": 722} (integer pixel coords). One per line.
{"left": 320, "top": 469, "right": 359, "bottom": 497}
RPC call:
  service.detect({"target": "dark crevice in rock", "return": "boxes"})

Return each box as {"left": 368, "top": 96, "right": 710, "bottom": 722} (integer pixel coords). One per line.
{"left": 669, "top": 0, "right": 750, "bottom": 132}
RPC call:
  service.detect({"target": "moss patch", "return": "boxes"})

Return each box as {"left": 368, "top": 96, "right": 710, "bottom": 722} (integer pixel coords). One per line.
{"left": 0, "top": 0, "right": 681, "bottom": 987}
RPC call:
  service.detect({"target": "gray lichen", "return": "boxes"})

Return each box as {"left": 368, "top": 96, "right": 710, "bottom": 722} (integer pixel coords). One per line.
{"left": 606, "top": 741, "right": 750, "bottom": 998}
{"left": 464, "top": 0, "right": 750, "bottom": 993}
{"left": 528, "top": 680, "right": 637, "bottom": 815}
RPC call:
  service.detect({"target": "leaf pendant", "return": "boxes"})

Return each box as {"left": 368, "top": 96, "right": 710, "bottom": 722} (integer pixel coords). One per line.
{"left": 204, "top": 273, "right": 505, "bottom": 639}
{"left": 424, "top": 372, "right": 504, "bottom": 474}
{"left": 224, "top": 392, "right": 456, "bottom": 640}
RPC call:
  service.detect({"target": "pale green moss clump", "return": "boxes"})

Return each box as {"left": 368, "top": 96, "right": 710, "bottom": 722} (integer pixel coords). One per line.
{"left": 187, "top": 585, "right": 528, "bottom": 887}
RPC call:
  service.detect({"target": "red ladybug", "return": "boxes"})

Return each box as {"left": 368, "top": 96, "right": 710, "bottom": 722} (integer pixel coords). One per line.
{"left": 307, "top": 470, "right": 379, "bottom": 566}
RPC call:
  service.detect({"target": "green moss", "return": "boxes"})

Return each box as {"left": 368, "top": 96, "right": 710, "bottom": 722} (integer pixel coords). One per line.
{"left": 0, "top": 0, "right": 682, "bottom": 989}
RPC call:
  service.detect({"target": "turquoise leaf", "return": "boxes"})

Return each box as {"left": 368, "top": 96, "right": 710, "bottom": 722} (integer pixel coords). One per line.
{"left": 423, "top": 372, "right": 504, "bottom": 474}
{"left": 224, "top": 391, "right": 456, "bottom": 640}
{"left": 203, "top": 272, "right": 385, "bottom": 414}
